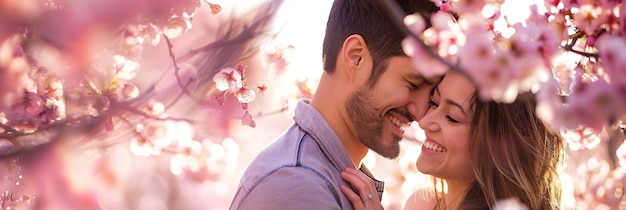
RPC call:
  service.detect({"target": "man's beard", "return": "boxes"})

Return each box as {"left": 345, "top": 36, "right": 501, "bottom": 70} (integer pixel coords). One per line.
{"left": 345, "top": 86, "right": 401, "bottom": 159}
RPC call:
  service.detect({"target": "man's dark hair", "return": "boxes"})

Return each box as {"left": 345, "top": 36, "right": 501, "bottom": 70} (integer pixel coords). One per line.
{"left": 322, "top": 0, "right": 439, "bottom": 86}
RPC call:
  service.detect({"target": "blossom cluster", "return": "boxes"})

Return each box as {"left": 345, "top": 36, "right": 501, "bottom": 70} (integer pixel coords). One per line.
{"left": 404, "top": 0, "right": 625, "bottom": 131}
{"left": 401, "top": 0, "right": 626, "bottom": 208}
{"left": 0, "top": 0, "right": 266, "bottom": 209}
{"left": 213, "top": 64, "right": 268, "bottom": 128}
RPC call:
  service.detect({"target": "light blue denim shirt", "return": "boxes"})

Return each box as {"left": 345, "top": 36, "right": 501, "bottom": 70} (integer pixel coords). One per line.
{"left": 229, "top": 99, "right": 384, "bottom": 210}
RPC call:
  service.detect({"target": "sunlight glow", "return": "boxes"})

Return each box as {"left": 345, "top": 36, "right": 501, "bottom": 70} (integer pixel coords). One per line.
{"left": 494, "top": 0, "right": 545, "bottom": 37}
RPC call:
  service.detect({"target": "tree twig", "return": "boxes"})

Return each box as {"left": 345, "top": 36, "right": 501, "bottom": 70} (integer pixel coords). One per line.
{"left": 163, "top": 35, "right": 216, "bottom": 106}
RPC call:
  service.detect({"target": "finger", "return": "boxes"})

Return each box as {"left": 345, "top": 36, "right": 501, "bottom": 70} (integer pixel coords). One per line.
{"left": 344, "top": 167, "right": 371, "bottom": 184}
{"left": 340, "top": 170, "right": 368, "bottom": 199}
{"left": 342, "top": 168, "right": 380, "bottom": 201}
{"left": 340, "top": 185, "right": 365, "bottom": 210}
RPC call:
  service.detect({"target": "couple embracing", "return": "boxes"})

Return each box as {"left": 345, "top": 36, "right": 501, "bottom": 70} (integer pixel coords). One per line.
{"left": 229, "top": 0, "right": 563, "bottom": 209}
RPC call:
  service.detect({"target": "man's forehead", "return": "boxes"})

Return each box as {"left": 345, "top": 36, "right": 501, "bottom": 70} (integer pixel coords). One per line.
{"left": 406, "top": 71, "right": 442, "bottom": 85}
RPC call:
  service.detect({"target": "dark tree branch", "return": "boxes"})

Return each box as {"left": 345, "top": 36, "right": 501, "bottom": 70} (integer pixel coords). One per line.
{"left": 164, "top": 35, "right": 215, "bottom": 106}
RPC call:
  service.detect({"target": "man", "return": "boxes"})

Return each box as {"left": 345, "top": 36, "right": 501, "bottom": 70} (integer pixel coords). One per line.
{"left": 229, "top": 0, "right": 440, "bottom": 209}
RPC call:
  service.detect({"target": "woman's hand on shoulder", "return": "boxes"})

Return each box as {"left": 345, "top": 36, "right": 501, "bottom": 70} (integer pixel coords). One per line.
{"left": 340, "top": 167, "right": 384, "bottom": 210}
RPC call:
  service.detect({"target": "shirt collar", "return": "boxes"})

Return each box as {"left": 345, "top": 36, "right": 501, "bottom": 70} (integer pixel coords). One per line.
{"left": 293, "top": 99, "right": 385, "bottom": 199}
{"left": 293, "top": 99, "right": 355, "bottom": 171}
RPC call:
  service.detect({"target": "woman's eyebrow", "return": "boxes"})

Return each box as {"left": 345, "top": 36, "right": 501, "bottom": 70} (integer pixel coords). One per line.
{"left": 434, "top": 87, "right": 469, "bottom": 116}
{"left": 445, "top": 99, "right": 468, "bottom": 116}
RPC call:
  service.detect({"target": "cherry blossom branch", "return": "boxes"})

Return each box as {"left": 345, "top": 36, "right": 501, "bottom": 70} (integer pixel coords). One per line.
{"left": 0, "top": 124, "right": 18, "bottom": 133}
{"left": 0, "top": 113, "right": 102, "bottom": 159}
{"left": 564, "top": 31, "right": 585, "bottom": 49}
{"left": 561, "top": 31, "right": 599, "bottom": 58}
{"left": 374, "top": 0, "right": 472, "bottom": 80}
{"left": 565, "top": 48, "right": 599, "bottom": 58}
{"left": 163, "top": 35, "right": 215, "bottom": 106}
{"left": 0, "top": 119, "right": 70, "bottom": 141}
{"left": 175, "top": 14, "right": 274, "bottom": 62}
{"left": 72, "top": 114, "right": 138, "bottom": 149}
{"left": 165, "top": 79, "right": 193, "bottom": 109}
{"left": 0, "top": 91, "right": 156, "bottom": 158}
{"left": 121, "top": 106, "right": 195, "bottom": 124}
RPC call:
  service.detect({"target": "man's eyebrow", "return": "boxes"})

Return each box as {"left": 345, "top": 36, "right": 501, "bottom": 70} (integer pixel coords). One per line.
{"left": 408, "top": 73, "right": 433, "bottom": 85}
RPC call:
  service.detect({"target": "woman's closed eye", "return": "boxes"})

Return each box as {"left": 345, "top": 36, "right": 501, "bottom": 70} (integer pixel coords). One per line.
{"left": 408, "top": 82, "right": 420, "bottom": 90}
{"left": 445, "top": 115, "right": 459, "bottom": 123}
{"left": 427, "top": 99, "right": 438, "bottom": 107}
{"left": 427, "top": 99, "right": 460, "bottom": 123}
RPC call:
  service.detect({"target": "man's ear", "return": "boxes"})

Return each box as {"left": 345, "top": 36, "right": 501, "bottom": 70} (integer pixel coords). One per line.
{"left": 341, "top": 34, "right": 371, "bottom": 81}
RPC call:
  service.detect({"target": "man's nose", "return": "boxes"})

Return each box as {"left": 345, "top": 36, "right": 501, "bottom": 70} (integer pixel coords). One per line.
{"left": 406, "top": 96, "right": 430, "bottom": 122}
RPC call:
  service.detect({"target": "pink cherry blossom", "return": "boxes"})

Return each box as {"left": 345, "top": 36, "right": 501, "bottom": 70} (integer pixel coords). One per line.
{"left": 561, "top": 127, "right": 601, "bottom": 150}
{"left": 536, "top": 77, "right": 567, "bottom": 129}
{"left": 162, "top": 16, "right": 193, "bottom": 39}
{"left": 524, "top": 22, "right": 560, "bottom": 62}
{"left": 449, "top": 0, "right": 487, "bottom": 15}
{"left": 404, "top": 13, "right": 427, "bottom": 35}
{"left": 170, "top": 138, "right": 239, "bottom": 182}
{"left": 119, "top": 83, "right": 140, "bottom": 100}
{"left": 617, "top": 4, "right": 626, "bottom": 37}
{"left": 546, "top": 11, "right": 570, "bottom": 42}
{"left": 131, "top": 120, "right": 194, "bottom": 157}
{"left": 112, "top": 55, "right": 139, "bottom": 80}
{"left": 616, "top": 141, "right": 626, "bottom": 168}
{"left": 402, "top": 37, "right": 448, "bottom": 78}
{"left": 456, "top": 28, "right": 493, "bottom": 74}
{"left": 402, "top": 12, "right": 461, "bottom": 78}
{"left": 573, "top": 4, "right": 612, "bottom": 35}
{"left": 130, "top": 136, "right": 157, "bottom": 157}
{"left": 241, "top": 110, "right": 256, "bottom": 128}
{"left": 431, "top": 11, "right": 462, "bottom": 33}
{"left": 561, "top": 0, "right": 583, "bottom": 8}
{"left": 213, "top": 67, "right": 243, "bottom": 92}
{"left": 567, "top": 77, "right": 623, "bottom": 132}
{"left": 479, "top": 51, "right": 521, "bottom": 102}
{"left": 235, "top": 87, "right": 256, "bottom": 104}
{"left": 260, "top": 42, "right": 293, "bottom": 75}
{"left": 136, "top": 23, "right": 162, "bottom": 46}
{"left": 0, "top": 34, "right": 31, "bottom": 111}
{"left": 439, "top": 1, "right": 452, "bottom": 13}
{"left": 598, "top": 0, "right": 621, "bottom": 9}
{"left": 459, "top": 32, "right": 524, "bottom": 102}
{"left": 208, "top": 3, "right": 222, "bottom": 15}
{"left": 143, "top": 100, "right": 165, "bottom": 117}
{"left": 597, "top": 35, "right": 626, "bottom": 85}
{"left": 43, "top": 77, "right": 64, "bottom": 100}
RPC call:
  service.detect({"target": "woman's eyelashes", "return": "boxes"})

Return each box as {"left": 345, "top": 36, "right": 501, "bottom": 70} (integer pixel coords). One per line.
{"left": 408, "top": 81, "right": 420, "bottom": 89}
{"left": 427, "top": 99, "right": 460, "bottom": 123}
{"left": 427, "top": 99, "right": 438, "bottom": 107}
{"left": 445, "top": 115, "right": 459, "bottom": 123}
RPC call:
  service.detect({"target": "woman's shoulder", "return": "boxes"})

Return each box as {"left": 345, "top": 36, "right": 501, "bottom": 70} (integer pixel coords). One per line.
{"left": 403, "top": 188, "right": 438, "bottom": 210}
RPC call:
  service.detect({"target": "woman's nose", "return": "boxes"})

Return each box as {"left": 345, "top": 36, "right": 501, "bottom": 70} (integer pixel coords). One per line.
{"left": 417, "top": 109, "right": 439, "bottom": 132}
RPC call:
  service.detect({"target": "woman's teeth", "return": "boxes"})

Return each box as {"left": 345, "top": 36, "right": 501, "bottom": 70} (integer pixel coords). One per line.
{"left": 423, "top": 141, "right": 447, "bottom": 152}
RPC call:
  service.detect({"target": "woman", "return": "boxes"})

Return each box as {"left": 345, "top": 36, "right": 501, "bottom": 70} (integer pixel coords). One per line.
{"left": 340, "top": 71, "right": 563, "bottom": 209}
